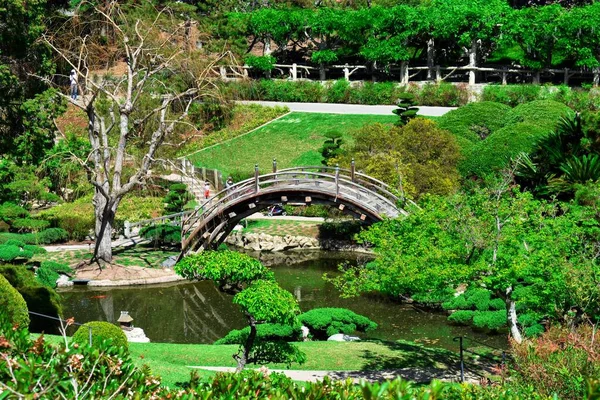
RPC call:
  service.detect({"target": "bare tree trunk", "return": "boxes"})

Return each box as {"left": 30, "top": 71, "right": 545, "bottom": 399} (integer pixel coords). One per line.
{"left": 235, "top": 314, "right": 257, "bottom": 372}
{"left": 506, "top": 286, "right": 523, "bottom": 344}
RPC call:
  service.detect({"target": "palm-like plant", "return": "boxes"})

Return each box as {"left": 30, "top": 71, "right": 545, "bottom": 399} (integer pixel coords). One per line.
{"left": 515, "top": 113, "right": 600, "bottom": 198}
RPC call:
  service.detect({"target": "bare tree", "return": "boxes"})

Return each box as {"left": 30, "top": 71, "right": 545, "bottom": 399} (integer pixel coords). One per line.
{"left": 41, "top": 1, "right": 223, "bottom": 266}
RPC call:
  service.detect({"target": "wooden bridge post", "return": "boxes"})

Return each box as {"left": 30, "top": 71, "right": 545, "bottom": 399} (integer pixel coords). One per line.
{"left": 351, "top": 158, "right": 356, "bottom": 182}
{"left": 335, "top": 164, "right": 340, "bottom": 197}
{"left": 254, "top": 164, "right": 259, "bottom": 193}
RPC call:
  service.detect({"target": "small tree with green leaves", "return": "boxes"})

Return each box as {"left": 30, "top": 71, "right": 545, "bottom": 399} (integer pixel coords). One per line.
{"left": 175, "top": 250, "right": 304, "bottom": 371}
{"left": 163, "top": 184, "right": 192, "bottom": 215}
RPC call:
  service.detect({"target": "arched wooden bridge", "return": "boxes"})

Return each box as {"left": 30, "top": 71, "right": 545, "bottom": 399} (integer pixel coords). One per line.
{"left": 180, "top": 164, "right": 408, "bottom": 256}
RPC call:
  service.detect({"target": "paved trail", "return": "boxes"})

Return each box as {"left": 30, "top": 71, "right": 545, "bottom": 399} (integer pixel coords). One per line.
{"left": 190, "top": 366, "right": 482, "bottom": 383}
{"left": 239, "top": 100, "right": 455, "bottom": 116}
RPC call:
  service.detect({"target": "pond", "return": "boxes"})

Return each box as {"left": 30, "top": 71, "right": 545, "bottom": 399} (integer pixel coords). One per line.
{"left": 59, "top": 250, "right": 507, "bottom": 352}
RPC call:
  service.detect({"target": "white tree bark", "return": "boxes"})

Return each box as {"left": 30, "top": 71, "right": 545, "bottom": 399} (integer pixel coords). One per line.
{"left": 506, "top": 286, "right": 523, "bottom": 344}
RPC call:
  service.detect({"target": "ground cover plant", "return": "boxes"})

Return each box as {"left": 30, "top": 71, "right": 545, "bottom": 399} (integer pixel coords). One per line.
{"left": 242, "top": 219, "right": 321, "bottom": 238}
{"left": 187, "top": 112, "right": 397, "bottom": 177}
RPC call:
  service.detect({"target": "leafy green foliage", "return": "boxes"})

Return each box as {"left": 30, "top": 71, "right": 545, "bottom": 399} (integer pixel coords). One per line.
{"left": 336, "top": 119, "right": 461, "bottom": 198}
{"left": 299, "top": 307, "right": 377, "bottom": 340}
{"left": 11, "top": 218, "right": 50, "bottom": 232}
{"left": 215, "top": 323, "right": 302, "bottom": 345}
{"left": 437, "top": 102, "right": 513, "bottom": 143}
{"left": 515, "top": 114, "right": 600, "bottom": 198}
{"left": 36, "top": 261, "right": 72, "bottom": 289}
{"left": 176, "top": 250, "right": 274, "bottom": 293}
{"left": 73, "top": 321, "right": 129, "bottom": 352}
{"left": 163, "top": 183, "right": 193, "bottom": 215}
{"left": 36, "top": 228, "right": 68, "bottom": 244}
{"left": 233, "top": 280, "right": 300, "bottom": 326}
{"left": 244, "top": 55, "right": 276, "bottom": 72}
{"left": 318, "top": 220, "right": 366, "bottom": 242}
{"left": 0, "top": 274, "right": 29, "bottom": 327}
{"left": 0, "top": 264, "right": 62, "bottom": 332}
{"left": 0, "top": 202, "right": 29, "bottom": 224}
{"left": 509, "top": 100, "right": 574, "bottom": 131}
{"left": 139, "top": 224, "right": 182, "bottom": 248}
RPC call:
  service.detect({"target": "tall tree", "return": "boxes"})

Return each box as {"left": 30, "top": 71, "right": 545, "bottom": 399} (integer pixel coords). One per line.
{"left": 42, "top": 2, "right": 222, "bottom": 265}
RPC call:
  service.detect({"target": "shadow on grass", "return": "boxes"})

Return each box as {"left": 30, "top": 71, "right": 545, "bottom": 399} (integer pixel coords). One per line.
{"left": 329, "top": 339, "right": 489, "bottom": 383}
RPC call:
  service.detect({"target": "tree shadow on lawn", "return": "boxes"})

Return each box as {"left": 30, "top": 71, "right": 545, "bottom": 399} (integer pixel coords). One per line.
{"left": 329, "top": 340, "right": 490, "bottom": 383}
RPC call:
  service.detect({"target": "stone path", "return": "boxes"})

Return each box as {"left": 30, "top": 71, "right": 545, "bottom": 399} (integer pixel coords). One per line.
{"left": 238, "top": 101, "right": 456, "bottom": 117}
{"left": 189, "top": 366, "right": 483, "bottom": 383}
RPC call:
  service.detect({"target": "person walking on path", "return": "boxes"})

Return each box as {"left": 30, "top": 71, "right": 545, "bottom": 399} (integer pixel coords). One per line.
{"left": 204, "top": 180, "right": 211, "bottom": 199}
{"left": 69, "top": 69, "right": 78, "bottom": 100}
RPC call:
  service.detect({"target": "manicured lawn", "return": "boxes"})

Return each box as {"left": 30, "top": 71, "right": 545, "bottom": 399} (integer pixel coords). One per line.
{"left": 34, "top": 246, "right": 179, "bottom": 269}
{"left": 242, "top": 219, "right": 322, "bottom": 238}
{"left": 128, "top": 340, "right": 460, "bottom": 388}
{"left": 188, "top": 112, "right": 397, "bottom": 176}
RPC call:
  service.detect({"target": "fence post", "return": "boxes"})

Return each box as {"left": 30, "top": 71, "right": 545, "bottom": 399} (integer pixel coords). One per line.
{"left": 435, "top": 65, "right": 441, "bottom": 82}
{"left": 254, "top": 164, "right": 259, "bottom": 193}
{"left": 124, "top": 221, "right": 131, "bottom": 238}
{"left": 291, "top": 64, "right": 297, "bottom": 81}
{"left": 564, "top": 68, "right": 569, "bottom": 85}
{"left": 400, "top": 61, "right": 409, "bottom": 85}
{"left": 335, "top": 164, "right": 340, "bottom": 197}
{"left": 219, "top": 66, "right": 227, "bottom": 80}
{"left": 502, "top": 67, "right": 508, "bottom": 85}
{"left": 213, "top": 169, "right": 219, "bottom": 191}
{"left": 272, "top": 158, "right": 277, "bottom": 174}
{"left": 594, "top": 68, "right": 600, "bottom": 87}
{"left": 351, "top": 158, "right": 355, "bottom": 182}
{"left": 344, "top": 64, "right": 350, "bottom": 81}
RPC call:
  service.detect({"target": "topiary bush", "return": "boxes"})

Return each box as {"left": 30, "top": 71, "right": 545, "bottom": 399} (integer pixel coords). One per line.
{"left": 163, "top": 184, "right": 192, "bottom": 215}
{"left": 0, "top": 274, "right": 29, "bottom": 327}
{"left": 0, "top": 202, "right": 29, "bottom": 224}
{"left": 36, "top": 261, "right": 72, "bottom": 288}
{"left": 437, "top": 101, "right": 513, "bottom": 143}
{"left": 298, "top": 308, "right": 377, "bottom": 340}
{"left": 11, "top": 218, "right": 50, "bottom": 232}
{"left": 507, "top": 100, "right": 574, "bottom": 131}
{"left": 460, "top": 122, "right": 550, "bottom": 178}
{"left": 215, "top": 323, "right": 302, "bottom": 345}
{"left": 0, "top": 264, "right": 62, "bottom": 333}
{"left": 73, "top": 321, "right": 129, "bottom": 352}
{"left": 139, "top": 224, "right": 181, "bottom": 248}
{"left": 0, "top": 244, "right": 31, "bottom": 262}
{"left": 36, "top": 227, "right": 69, "bottom": 244}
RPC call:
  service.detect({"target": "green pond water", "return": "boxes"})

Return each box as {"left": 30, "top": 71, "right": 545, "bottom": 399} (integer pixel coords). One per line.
{"left": 59, "top": 250, "right": 507, "bottom": 352}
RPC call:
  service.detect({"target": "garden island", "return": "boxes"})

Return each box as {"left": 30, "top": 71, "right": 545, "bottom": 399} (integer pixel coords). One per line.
{"left": 1, "top": 0, "right": 600, "bottom": 398}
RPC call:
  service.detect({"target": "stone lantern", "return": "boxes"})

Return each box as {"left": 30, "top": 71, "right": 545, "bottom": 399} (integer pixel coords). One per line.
{"left": 117, "top": 311, "right": 133, "bottom": 331}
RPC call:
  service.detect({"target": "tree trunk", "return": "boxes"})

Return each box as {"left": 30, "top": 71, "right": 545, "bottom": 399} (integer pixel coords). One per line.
{"left": 468, "top": 40, "right": 477, "bottom": 85}
{"left": 93, "top": 190, "right": 118, "bottom": 264}
{"left": 236, "top": 314, "right": 257, "bottom": 372}
{"left": 506, "top": 286, "right": 523, "bottom": 344}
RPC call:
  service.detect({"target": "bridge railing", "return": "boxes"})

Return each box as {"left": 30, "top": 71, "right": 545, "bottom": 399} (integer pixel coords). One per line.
{"left": 181, "top": 166, "right": 408, "bottom": 244}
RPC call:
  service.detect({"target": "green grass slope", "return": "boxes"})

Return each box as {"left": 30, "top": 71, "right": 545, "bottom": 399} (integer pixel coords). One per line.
{"left": 188, "top": 112, "right": 397, "bottom": 178}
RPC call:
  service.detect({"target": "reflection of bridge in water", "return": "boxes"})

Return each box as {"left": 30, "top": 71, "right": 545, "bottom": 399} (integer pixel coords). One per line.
{"left": 180, "top": 164, "right": 409, "bottom": 256}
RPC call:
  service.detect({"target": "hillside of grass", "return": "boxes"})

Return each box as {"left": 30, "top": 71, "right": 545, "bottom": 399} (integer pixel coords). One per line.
{"left": 188, "top": 112, "right": 397, "bottom": 178}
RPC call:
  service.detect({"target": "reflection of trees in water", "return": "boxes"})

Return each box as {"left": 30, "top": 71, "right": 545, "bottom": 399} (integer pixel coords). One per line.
{"left": 180, "top": 284, "right": 243, "bottom": 343}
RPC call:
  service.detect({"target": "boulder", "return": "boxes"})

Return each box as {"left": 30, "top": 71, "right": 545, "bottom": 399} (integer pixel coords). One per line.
{"left": 56, "top": 275, "right": 73, "bottom": 288}
{"left": 327, "top": 334, "right": 361, "bottom": 342}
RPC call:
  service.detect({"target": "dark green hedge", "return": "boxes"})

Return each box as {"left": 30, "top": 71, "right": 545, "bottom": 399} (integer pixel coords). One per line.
{"left": 299, "top": 307, "right": 377, "bottom": 340}
{"left": 0, "top": 274, "right": 29, "bottom": 327}
{"left": 73, "top": 321, "right": 129, "bottom": 352}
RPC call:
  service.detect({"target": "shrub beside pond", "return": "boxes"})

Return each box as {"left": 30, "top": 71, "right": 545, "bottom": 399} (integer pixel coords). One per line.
{"left": 73, "top": 321, "right": 129, "bottom": 352}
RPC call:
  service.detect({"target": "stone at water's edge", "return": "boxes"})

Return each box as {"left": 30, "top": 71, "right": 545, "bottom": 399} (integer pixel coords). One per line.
{"left": 327, "top": 334, "right": 360, "bottom": 342}
{"left": 161, "top": 256, "right": 177, "bottom": 268}
{"left": 56, "top": 275, "right": 73, "bottom": 287}
{"left": 124, "top": 327, "right": 150, "bottom": 343}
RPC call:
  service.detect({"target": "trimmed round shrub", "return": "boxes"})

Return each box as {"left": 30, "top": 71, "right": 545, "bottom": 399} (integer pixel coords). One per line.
{"left": 0, "top": 244, "right": 30, "bottom": 262}
{"left": 447, "top": 310, "right": 474, "bottom": 325}
{"left": 12, "top": 218, "right": 50, "bottom": 232}
{"left": 437, "top": 101, "right": 512, "bottom": 143}
{"left": 460, "top": 122, "right": 550, "bottom": 178}
{"left": 215, "top": 323, "right": 302, "bottom": 345}
{"left": 73, "top": 321, "right": 129, "bottom": 351}
{"left": 0, "top": 264, "right": 62, "bottom": 333}
{"left": 0, "top": 202, "right": 29, "bottom": 224}
{"left": 472, "top": 310, "right": 507, "bottom": 330}
{"left": 508, "top": 100, "right": 574, "bottom": 130}
{"left": 0, "top": 274, "right": 29, "bottom": 327}
{"left": 36, "top": 228, "right": 69, "bottom": 244}
{"left": 298, "top": 308, "right": 377, "bottom": 340}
